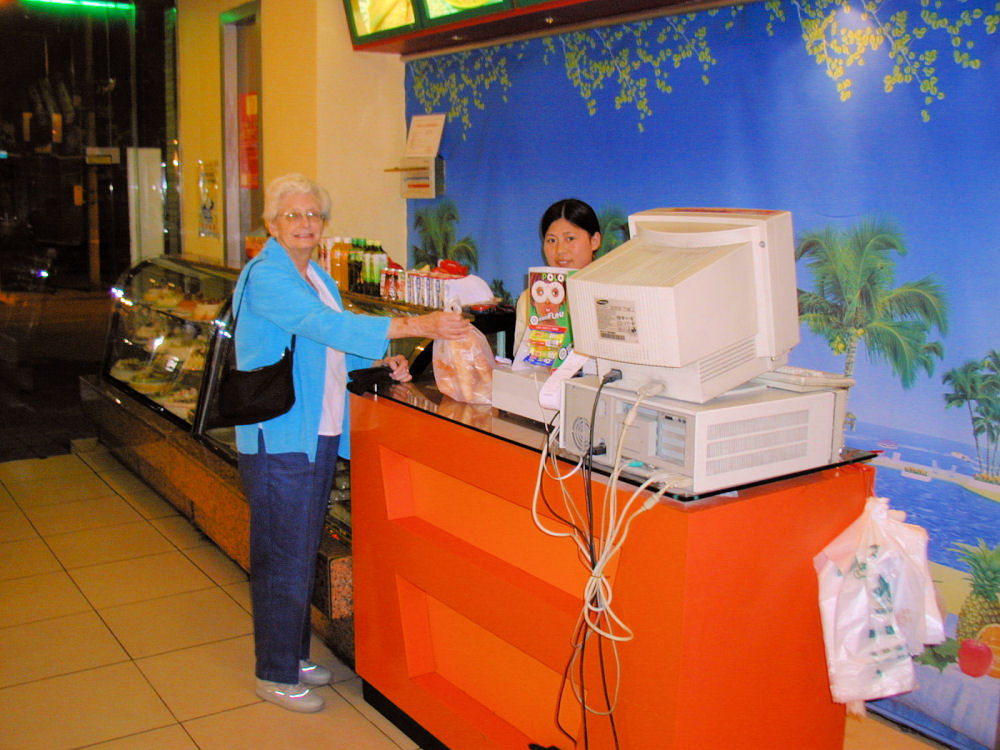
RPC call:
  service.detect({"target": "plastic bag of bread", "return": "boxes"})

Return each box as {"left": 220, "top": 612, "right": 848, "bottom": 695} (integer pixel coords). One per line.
{"left": 433, "top": 323, "right": 494, "bottom": 405}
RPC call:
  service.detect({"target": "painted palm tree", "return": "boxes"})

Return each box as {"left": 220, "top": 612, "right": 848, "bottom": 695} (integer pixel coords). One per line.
{"left": 796, "top": 217, "right": 948, "bottom": 388}
{"left": 596, "top": 206, "right": 629, "bottom": 259}
{"left": 411, "top": 200, "right": 479, "bottom": 271}
{"left": 976, "top": 349, "right": 1000, "bottom": 477}
{"left": 490, "top": 278, "right": 513, "bottom": 306}
{"left": 973, "top": 405, "right": 1000, "bottom": 478}
{"left": 943, "top": 359, "right": 988, "bottom": 474}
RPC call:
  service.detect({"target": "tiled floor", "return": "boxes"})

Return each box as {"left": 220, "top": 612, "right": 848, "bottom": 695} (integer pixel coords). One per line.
{"left": 0, "top": 441, "right": 947, "bottom": 750}
{"left": 0, "top": 441, "right": 418, "bottom": 750}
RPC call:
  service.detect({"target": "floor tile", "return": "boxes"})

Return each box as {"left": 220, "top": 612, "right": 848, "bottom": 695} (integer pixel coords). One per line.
{"left": 0, "top": 508, "right": 38, "bottom": 542}
{"left": 23, "top": 494, "right": 144, "bottom": 535}
{"left": 6, "top": 471, "right": 116, "bottom": 509}
{"left": 0, "top": 536, "right": 62, "bottom": 580}
{"left": 75, "top": 449, "right": 127, "bottom": 474}
{"left": 100, "top": 467, "right": 162, "bottom": 497}
{"left": 0, "top": 453, "right": 94, "bottom": 484}
{"left": 0, "top": 459, "right": 40, "bottom": 484}
{"left": 0, "top": 483, "right": 15, "bottom": 511}
{"left": 100, "top": 586, "right": 253, "bottom": 659}
{"left": 0, "top": 570, "right": 91, "bottom": 628}
{"left": 310, "top": 636, "right": 356, "bottom": 685}
{"left": 152, "top": 514, "right": 215, "bottom": 550}
{"left": 183, "top": 544, "right": 247, "bottom": 585}
{"left": 183, "top": 688, "right": 408, "bottom": 750}
{"left": 136, "top": 635, "right": 257, "bottom": 721}
{"left": 70, "top": 550, "right": 215, "bottom": 608}
{"left": 83, "top": 724, "right": 200, "bottom": 750}
{"left": 222, "top": 580, "right": 252, "bottom": 613}
{"left": 0, "top": 611, "right": 128, "bottom": 688}
{"left": 334, "top": 676, "right": 419, "bottom": 749}
{"left": 45, "top": 520, "right": 175, "bottom": 569}
{"left": 119, "top": 488, "right": 181, "bottom": 520}
{"left": 69, "top": 437, "right": 103, "bottom": 453}
{"left": 0, "top": 661, "right": 174, "bottom": 750}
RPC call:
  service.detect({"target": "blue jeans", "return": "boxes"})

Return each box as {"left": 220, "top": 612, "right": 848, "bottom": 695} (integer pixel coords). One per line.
{"left": 239, "top": 430, "right": 340, "bottom": 684}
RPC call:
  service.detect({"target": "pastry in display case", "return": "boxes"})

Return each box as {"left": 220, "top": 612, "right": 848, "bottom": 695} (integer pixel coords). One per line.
{"left": 103, "top": 255, "right": 236, "bottom": 428}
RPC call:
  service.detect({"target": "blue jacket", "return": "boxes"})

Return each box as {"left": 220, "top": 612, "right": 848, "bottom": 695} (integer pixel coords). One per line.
{"left": 232, "top": 237, "right": 391, "bottom": 460}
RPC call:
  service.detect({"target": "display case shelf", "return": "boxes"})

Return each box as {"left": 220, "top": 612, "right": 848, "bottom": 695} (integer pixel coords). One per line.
{"left": 103, "top": 255, "right": 236, "bottom": 431}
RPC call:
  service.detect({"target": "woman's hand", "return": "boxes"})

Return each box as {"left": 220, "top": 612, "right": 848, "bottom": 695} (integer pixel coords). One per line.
{"left": 388, "top": 311, "right": 471, "bottom": 341}
{"left": 375, "top": 354, "right": 412, "bottom": 383}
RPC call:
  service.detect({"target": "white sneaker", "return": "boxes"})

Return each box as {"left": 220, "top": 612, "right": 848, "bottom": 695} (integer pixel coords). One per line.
{"left": 255, "top": 679, "right": 324, "bottom": 713}
{"left": 298, "top": 659, "right": 332, "bottom": 686}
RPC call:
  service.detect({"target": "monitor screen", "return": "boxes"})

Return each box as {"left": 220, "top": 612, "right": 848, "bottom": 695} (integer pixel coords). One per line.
{"left": 567, "top": 208, "right": 799, "bottom": 403}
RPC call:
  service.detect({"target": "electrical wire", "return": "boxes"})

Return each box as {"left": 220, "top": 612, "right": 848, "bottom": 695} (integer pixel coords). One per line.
{"left": 530, "top": 370, "right": 682, "bottom": 750}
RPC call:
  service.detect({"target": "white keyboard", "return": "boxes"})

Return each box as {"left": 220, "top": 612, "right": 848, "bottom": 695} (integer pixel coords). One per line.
{"left": 754, "top": 365, "right": 855, "bottom": 390}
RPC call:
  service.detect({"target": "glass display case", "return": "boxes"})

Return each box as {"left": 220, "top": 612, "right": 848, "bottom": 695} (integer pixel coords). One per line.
{"left": 96, "top": 257, "right": 516, "bottom": 546}
{"left": 103, "top": 255, "right": 237, "bottom": 431}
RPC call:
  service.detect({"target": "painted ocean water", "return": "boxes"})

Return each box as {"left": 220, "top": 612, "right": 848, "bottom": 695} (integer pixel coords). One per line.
{"left": 849, "top": 421, "right": 981, "bottom": 477}
{"left": 844, "top": 422, "right": 1000, "bottom": 571}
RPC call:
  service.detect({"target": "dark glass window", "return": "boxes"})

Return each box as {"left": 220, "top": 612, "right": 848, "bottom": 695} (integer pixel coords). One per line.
{"left": 0, "top": 0, "right": 177, "bottom": 290}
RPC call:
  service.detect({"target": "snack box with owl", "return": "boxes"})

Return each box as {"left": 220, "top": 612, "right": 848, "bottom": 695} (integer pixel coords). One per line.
{"left": 524, "top": 266, "right": 575, "bottom": 369}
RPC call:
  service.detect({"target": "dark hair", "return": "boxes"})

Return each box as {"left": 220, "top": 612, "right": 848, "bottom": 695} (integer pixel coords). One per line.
{"left": 539, "top": 198, "right": 600, "bottom": 239}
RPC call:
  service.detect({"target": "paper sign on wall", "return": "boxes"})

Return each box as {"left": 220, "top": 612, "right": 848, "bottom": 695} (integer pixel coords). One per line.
{"left": 405, "top": 113, "right": 445, "bottom": 158}
{"left": 397, "top": 114, "right": 445, "bottom": 198}
{"left": 198, "top": 160, "right": 220, "bottom": 239}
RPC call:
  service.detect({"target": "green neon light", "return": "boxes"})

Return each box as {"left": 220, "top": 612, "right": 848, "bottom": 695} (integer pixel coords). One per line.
{"left": 22, "top": 0, "right": 135, "bottom": 11}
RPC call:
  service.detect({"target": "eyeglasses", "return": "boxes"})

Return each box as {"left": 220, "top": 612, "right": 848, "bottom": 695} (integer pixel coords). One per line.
{"left": 280, "top": 211, "right": 327, "bottom": 223}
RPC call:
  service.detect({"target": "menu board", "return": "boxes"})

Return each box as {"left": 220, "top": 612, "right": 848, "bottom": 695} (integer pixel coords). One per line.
{"left": 423, "top": 0, "right": 504, "bottom": 21}
{"left": 344, "top": 0, "right": 511, "bottom": 44}
{"left": 345, "top": 0, "right": 417, "bottom": 38}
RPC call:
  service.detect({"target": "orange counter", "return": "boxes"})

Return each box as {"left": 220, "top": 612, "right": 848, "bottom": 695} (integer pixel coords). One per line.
{"left": 350, "top": 386, "right": 875, "bottom": 750}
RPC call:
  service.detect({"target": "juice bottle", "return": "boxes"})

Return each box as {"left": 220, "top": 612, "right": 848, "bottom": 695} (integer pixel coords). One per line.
{"left": 349, "top": 238, "right": 365, "bottom": 293}
{"left": 329, "top": 236, "right": 342, "bottom": 286}
{"left": 336, "top": 237, "right": 350, "bottom": 289}
{"left": 370, "top": 241, "right": 387, "bottom": 297}
{"left": 346, "top": 239, "right": 355, "bottom": 291}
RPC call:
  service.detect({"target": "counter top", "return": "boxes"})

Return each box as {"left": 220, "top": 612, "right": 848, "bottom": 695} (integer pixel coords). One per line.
{"left": 362, "top": 376, "right": 550, "bottom": 452}
{"left": 355, "top": 375, "right": 875, "bottom": 503}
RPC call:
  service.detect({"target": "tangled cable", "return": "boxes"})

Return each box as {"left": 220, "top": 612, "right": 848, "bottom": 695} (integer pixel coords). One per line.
{"left": 530, "top": 377, "right": 683, "bottom": 748}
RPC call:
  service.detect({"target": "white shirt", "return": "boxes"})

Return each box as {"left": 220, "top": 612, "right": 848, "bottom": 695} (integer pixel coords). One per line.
{"left": 307, "top": 266, "right": 348, "bottom": 437}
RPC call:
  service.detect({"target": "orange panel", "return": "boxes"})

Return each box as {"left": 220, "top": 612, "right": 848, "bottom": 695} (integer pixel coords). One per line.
{"left": 351, "top": 394, "right": 872, "bottom": 750}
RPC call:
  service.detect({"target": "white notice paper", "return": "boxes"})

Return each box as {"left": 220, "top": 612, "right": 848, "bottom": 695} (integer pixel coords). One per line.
{"left": 405, "top": 114, "right": 446, "bottom": 158}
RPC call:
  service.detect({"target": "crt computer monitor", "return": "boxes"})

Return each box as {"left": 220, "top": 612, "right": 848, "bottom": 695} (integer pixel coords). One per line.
{"left": 566, "top": 208, "right": 799, "bottom": 403}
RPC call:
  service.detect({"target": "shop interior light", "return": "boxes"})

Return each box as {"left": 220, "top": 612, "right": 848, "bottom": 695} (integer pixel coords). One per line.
{"left": 21, "top": 0, "right": 134, "bottom": 11}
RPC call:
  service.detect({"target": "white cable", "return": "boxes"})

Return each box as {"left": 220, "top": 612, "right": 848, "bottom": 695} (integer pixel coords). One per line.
{"left": 543, "top": 424, "right": 584, "bottom": 481}
{"left": 565, "top": 625, "right": 623, "bottom": 716}
{"left": 530, "top": 376, "right": 681, "bottom": 720}
{"left": 531, "top": 425, "right": 575, "bottom": 539}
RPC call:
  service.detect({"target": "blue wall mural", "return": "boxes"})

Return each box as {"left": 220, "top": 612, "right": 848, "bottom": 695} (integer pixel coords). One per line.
{"left": 406, "top": 2, "right": 1000, "bottom": 747}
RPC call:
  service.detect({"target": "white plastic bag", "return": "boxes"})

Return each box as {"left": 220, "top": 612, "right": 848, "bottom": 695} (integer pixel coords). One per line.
{"left": 432, "top": 298, "right": 494, "bottom": 405}
{"left": 814, "top": 496, "right": 945, "bottom": 709}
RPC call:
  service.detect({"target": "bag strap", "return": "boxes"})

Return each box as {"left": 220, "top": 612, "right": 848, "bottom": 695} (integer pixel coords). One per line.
{"left": 230, "top": 258, "right": 296, "bottom": 352}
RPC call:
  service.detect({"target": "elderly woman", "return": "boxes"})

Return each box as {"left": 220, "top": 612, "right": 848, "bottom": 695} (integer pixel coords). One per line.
{"left": 236, "top": 173, "right": 469, "bottom": 713}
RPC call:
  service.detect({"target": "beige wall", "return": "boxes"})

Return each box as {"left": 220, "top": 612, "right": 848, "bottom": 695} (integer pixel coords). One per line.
{"left": 315, "top": 0, "right": 407, "bottom": 263}
{"left": 175, "top": 0, "right": 228, "bottom": 262}
{"left": 260, "top": 0, "right": 318, "bottom": 179}
{"left": 176, "top": 0, "right": 406, "bottom": 266}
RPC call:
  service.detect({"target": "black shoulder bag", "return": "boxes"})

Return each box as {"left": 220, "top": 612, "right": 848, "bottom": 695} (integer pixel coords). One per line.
{"left": 206, "top": 263, "right": 296, "bottom": 428}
